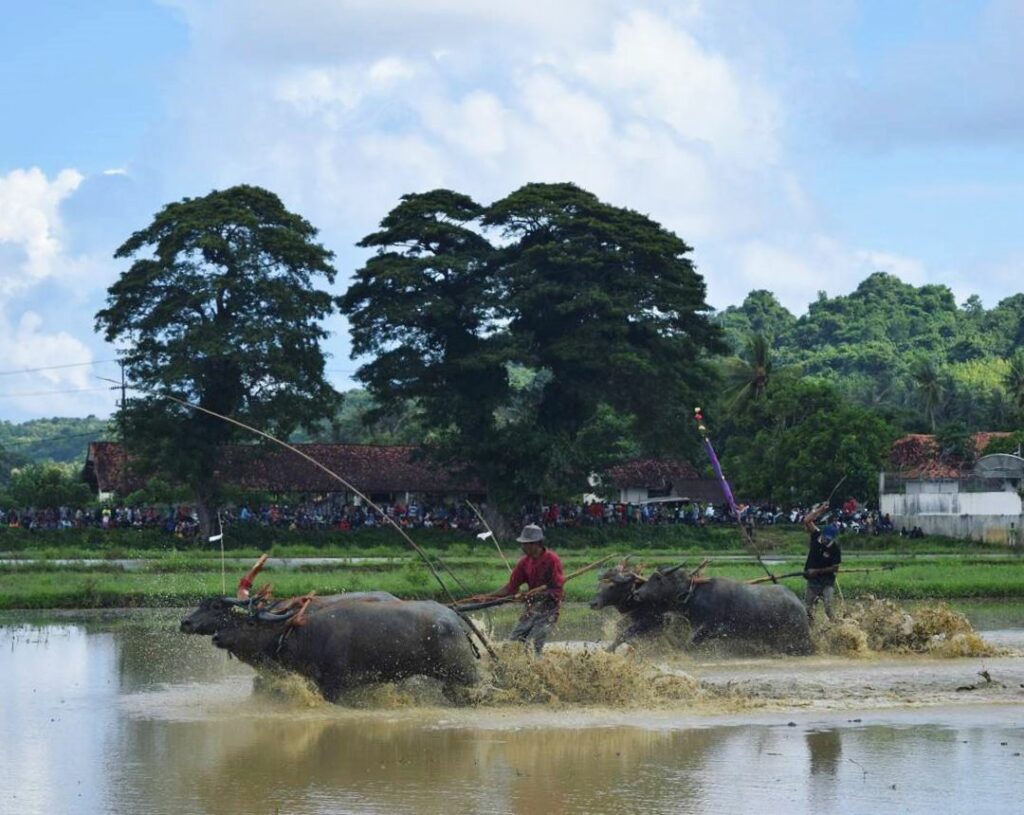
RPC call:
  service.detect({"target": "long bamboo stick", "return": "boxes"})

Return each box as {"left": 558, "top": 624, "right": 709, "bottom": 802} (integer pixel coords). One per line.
{"left": 450, "top": 553, "right": 617, "bottom": 610}
{"left": 104, "top": 381, "right": 498, "bottom": 660}
{"left": 746, "top": 565, "right": 896, "bottom": 585}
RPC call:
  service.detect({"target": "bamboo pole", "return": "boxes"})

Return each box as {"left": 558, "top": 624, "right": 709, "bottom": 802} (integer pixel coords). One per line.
{"left": 466, "top": 499, "right": 511, "bottom": 573}
{"left": 105, "top": 382, "right": 498, "bottom": 660}
{"left": 450, "top": 553, "right": 617, "bottom": 610}
{"left": 746, "top": 565, "right": 895, "bottom": 585}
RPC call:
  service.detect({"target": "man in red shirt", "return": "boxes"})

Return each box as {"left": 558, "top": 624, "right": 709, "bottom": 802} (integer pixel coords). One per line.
{"left": 489, "top": 523, "right": 565, "bottom": 653}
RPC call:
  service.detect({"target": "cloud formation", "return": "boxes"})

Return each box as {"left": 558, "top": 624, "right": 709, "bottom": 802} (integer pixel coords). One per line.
{"left": 0, "top": 167, "right": 83, "bottom": 293}
{"left": 4, "top": 1, "right": 1023, "bottom": 420}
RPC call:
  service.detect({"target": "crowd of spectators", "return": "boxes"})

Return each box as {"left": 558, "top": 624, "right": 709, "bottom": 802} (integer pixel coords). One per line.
{"left": 2, "top": 495, "right": 899, "bottom": 537}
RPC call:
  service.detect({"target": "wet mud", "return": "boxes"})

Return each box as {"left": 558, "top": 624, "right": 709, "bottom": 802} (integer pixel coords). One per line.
{"left": 4, "top": 606, "right": 1023, "bottom": 815}
{"left": 231, "top": 599, "right": 1022, "bottom": 715}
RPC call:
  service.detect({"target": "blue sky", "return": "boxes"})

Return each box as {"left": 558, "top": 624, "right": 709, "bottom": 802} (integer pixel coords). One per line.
{"left": 1, "top": 0, "right": 1022, "bottom": 422}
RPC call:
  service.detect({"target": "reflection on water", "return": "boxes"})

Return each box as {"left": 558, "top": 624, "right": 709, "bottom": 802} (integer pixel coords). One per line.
{"left": 1, "top": 612, "right": 1023, "bottom": 815}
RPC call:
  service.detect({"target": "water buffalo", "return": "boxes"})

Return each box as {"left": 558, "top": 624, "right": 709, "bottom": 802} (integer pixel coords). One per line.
{"left": 590, "top": 564, "right": 668, "bottom": 652}
{"left": 633, "top": 566, "right": 814, "bottom": 655}
{"left": 180, "top": 592, "right": 398, "bottom": 636}
{"left": 209, "top": 598, "right": 480, "bottom": 702}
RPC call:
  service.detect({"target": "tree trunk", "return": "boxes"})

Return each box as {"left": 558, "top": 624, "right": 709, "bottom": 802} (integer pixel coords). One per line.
{"left": 194, "top": 481, "right": 220, "bottom": 540}
{"left": 481, "top": 500, "right": 516, "bottom": 541}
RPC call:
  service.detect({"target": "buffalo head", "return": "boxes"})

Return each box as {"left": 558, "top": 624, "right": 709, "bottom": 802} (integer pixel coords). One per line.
{"left": 591, "top": 569, "right": 643, "bottom": 610}
{"left": 632, "top": 562, "right": 690, "bottom": 608}
{"left": 180, "top": 596, "right": 253, "bottom": 635}
{"left": 210, "top": 600, "right": 309, "bottom": 660}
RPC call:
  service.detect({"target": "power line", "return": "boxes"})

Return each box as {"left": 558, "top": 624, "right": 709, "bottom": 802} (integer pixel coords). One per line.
{"left": 0, "top": 386, "right": 118, "bottom": 399}
{"left": 0, "top": 359, "right": 120, "bottom": 376}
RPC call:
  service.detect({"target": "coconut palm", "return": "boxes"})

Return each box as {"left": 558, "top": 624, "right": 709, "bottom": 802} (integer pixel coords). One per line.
{"left": 1003, "top": 350, "right": 1024, "bottom": 414}
{"left": 911, "top": 357, "right": 945, "bottom": 432}
{"left": 725, "top": 333, "right": 773, "bottom": 407}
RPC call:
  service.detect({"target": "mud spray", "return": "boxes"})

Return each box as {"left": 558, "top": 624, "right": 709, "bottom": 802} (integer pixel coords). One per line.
{"left": 814, "top": 598, "right": 1002, "bottom": 658}
{"left": 246, "top": 600, "right": 1005, "bottom": 709}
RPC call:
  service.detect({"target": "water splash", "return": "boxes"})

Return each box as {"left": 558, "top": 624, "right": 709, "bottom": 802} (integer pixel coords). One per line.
{"left": 479, "top": 643, "right": 701, "bottom": 706}
{"left": 815, "top": 598, "right": 1001, "bottom": 657}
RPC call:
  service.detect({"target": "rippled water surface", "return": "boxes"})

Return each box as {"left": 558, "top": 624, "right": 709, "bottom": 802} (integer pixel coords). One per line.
{"left": 2, "top": 606, "right": 1023, "bottom": 815}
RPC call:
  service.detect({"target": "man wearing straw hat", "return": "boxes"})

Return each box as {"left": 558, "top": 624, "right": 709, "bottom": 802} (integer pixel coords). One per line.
{"left": 487, "top": 523, "right": 565, "bottom": 653}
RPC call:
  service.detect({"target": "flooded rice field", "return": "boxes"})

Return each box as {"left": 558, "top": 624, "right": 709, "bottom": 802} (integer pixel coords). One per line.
{"left": 2, "top": 601, "right": 1023, "bottom": 815}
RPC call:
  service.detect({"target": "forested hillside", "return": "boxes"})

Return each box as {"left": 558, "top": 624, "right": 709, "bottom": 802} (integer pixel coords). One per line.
{"left": 716, "top": 272, "right": 1024, "bottom": 433}
{"left": 0, "top": 416, "right": 113, "bottom": 465}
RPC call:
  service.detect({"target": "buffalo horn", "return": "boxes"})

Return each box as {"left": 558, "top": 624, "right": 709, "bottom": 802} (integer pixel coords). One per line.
{"left": 256, "top": 607, "right": 300, "bottom": 623}
{"left": 662, "top": 561, "right": 688, "bottom": 575}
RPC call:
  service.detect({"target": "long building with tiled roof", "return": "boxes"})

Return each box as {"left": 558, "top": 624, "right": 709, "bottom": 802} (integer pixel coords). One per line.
{"left": 83, "top": 441, "right": 484, "bottom": 500}
{"left": 83, "top": 442, "right": 721, "bottom": 506}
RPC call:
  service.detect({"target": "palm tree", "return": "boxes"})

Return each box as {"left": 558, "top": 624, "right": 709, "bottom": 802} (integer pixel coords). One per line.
{"left": 725, "top": 333, "right": 773, "bottom": 407}
{"left": 911, "top": 357, "right": 945, "bottom": 432}
{"left": 1003, "top": 350, "right": 1024, "bottom": 415}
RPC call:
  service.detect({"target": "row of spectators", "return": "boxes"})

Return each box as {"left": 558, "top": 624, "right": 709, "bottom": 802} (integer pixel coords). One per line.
{"left": 2, "top": 497, "right": 896, "bottom": 536}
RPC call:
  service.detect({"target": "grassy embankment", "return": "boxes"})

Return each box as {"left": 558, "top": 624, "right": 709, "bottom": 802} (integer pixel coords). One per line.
{"left": 1, "top": 524, "right": 1022, "bottom": 609}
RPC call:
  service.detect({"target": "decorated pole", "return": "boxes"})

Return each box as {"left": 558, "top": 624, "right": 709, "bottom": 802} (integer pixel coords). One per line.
{"left": 694, "top": 407, "right": 777, "bottom": 582}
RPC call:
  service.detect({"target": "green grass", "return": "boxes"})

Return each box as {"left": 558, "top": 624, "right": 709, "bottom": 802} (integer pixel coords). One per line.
{"left": 4, "top": 522, "right": 1019, "bottom": 560}
{"left": 2, "top": 548, "right": 1023, "bottom": 609}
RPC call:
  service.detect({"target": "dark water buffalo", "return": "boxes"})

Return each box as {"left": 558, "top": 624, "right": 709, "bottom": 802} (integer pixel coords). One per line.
{"left": 633, "top": 567, "right": 814, "bottom": 655}
{"left": 590, "top": 565, "right": 668, "bottom": 652}
{"left": 208, "top": 598, "right": 480, "bottom": 702}
{"left": 180, "top": 592, "right": 397, "bottom": 636}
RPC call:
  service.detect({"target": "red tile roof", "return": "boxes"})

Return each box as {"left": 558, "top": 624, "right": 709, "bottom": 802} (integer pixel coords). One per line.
{"left": 888, "top": 432, "right": 1011, "bottom": 479}
{"left": 604, "top": 458, "right": 700, "bottom": 487}
{"left": 84, "top": 441, "right": 482, "bottom": 496}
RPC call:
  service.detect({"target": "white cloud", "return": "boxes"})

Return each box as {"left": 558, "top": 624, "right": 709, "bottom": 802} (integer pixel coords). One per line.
{"left": 718, "top": 236, "right": 929, "bottom": 313}
{"left": 156, "top": 1, "right": 796, "bottom": 266}
{"left": 574, "top": 10, "right": 779, "bottom": 166}
{"left": 0, "top": 311, "right": 117, "bottom": 418}
{"left": 0, "top": 167, "right": 83, "bottom": 293}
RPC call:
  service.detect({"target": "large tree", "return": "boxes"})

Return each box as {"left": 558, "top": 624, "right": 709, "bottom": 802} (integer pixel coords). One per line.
{"left": 725, "top": 378, "right": 896, "bottom": 505}
{"left": 339, "top": 190, "right": 506, "bottom": 446}
{"left": 342, "top": 182, "right": 724, "bottom": 509}
{"left": 95, "top": 185, "right": 340, "bottom": 533}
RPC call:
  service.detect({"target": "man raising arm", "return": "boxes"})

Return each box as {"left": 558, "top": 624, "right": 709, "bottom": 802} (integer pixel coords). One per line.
{"left": 803, "top": 502, "right": 842, "bottom": 621}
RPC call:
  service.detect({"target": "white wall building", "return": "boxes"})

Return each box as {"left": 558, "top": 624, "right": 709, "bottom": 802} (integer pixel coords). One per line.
{"left": 879, "top": 453, "right": 1024, "bottom": 544}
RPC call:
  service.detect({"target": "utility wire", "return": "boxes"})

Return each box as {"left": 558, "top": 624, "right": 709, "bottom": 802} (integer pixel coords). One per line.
{"left": 0, "top": 359, "right": 119, "bottom": 376}
{"left": 0, "top": 386, "right": 118, "bottom": 399}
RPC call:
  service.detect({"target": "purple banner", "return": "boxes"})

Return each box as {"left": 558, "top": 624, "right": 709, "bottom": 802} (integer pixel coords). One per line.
{"left": 703, "top": 437, "right": 740, "bottom": 520}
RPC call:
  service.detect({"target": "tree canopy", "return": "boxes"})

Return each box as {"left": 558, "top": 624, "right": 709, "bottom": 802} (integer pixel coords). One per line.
{"left": 341, "top": 182, "right": 724, "bottom": 508}
{"left": 716, "top": 272, "right": 1024, "bottom": 435}
{"left": 95, "top": 185, "right": 341, "bottom": 531}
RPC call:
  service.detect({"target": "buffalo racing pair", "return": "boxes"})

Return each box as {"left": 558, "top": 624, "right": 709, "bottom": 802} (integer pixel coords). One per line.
{"left": 802, "top": 501, "right": 843, "bottom": 620}
{"left": 591, "top": 558, "right": 815, "bottom": 655}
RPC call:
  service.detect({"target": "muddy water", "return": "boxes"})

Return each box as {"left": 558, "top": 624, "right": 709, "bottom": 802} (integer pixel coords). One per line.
{"left": 1, "top": 606, "right": 1023, "bottom": 815}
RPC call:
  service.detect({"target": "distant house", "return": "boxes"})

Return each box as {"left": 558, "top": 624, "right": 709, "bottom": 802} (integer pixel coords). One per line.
{"left": 879, "top": 433, "right": 1023, "bottom": 543}
{"left": 82, "top": 441, "right": 485, "bottom": 505}
{"left": 600, "top": 458, "right": 722, "bottom": 505}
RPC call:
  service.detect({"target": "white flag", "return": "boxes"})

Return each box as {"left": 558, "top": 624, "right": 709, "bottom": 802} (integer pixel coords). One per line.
{"left": 476, "top": 531, "right": 493, "bottom": 540}
{"left": 209, "top": 533, "right": 223, "bottom": 542}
